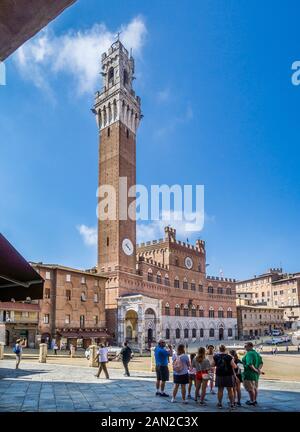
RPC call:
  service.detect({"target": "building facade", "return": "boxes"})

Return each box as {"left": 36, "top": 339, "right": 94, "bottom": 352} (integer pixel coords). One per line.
{"left": 272, "top": 275, "right": 300, "bottom": 328}
{"left": 236, "top": 268, "right": 300, "bottom": 329}
{"left": 0, "top": 301, "right": 39, "bottom": 347}
{"left": 32, "top": 264, "right": 108, "bottom": 348}
{"left": 237, "top": 304, "right": 285, "bottom": 339}
{"left": 92, "top": 40, "right": 238, "bottom": 351}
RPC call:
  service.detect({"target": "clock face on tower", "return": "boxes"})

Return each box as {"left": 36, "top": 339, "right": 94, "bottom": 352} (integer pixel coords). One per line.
{"left": 122, "top": 238, "right": 134, "bottom": 256}
{"left": 185, "top": 256, "right": 193, "bottom": 270}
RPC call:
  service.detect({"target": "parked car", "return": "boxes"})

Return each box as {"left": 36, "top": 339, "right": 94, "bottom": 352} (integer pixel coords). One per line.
{"left": 107, "top": 346, "right": 122, "bottom": 360}
{"left": 271, "top": 329, "right": 282, "bottom": 337}
{"left": 265, "top": 337, "right": 283, "bottom": 345}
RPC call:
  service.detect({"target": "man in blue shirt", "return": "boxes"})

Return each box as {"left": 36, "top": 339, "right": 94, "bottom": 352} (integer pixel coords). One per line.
{"left": 154, "top": 339, "right": 173, "bottom": 397}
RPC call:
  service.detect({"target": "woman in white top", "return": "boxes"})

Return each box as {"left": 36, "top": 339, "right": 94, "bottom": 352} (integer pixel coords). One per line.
{"left": 171, "top": 344, "right": 191, "bottom": 403}
{"left": 95, "top": 344, "right": 110, "bottom": 379}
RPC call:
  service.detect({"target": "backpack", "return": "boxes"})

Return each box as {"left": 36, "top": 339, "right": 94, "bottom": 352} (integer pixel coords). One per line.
{"left": 173, "top": 355, "right": 184, "bottom": 373}
{"left": 13, "top": 345, "right": 20, "bottom": 355}
{"left": 216, "top": 354, "right": 230, "bottom": 374}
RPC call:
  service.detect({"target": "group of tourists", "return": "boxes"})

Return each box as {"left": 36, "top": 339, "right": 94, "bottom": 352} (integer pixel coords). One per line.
{"left": 154, "top": 340, "right": 263, "bottom": 409}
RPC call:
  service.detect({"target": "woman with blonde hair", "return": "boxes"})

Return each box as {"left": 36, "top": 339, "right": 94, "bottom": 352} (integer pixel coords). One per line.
{"left": 192, "top": 347, "right": 211, "bottom": 405}
{"left": 171, "top": 344, "right": 190, "bottom": 403}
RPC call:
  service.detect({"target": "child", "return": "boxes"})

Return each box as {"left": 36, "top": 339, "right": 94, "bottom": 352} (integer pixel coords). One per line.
{"left": 188, "top": 353, "right": 197, "bottom": 399}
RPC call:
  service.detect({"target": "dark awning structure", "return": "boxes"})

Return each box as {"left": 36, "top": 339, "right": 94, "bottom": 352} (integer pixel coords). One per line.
{"left": 0, "top": 0, "right": 77, "bottom": 61}
{"left": 0, "top": 233, "right": 44, "bottom": 301}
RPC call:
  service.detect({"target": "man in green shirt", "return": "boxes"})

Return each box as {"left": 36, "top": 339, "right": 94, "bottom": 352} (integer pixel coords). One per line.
{"left": 242, "top": 342, "right": 263, "bottom": 406}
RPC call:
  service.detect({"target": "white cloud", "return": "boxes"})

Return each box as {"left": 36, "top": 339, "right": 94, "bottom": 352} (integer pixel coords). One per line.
{"left": 13, "top": 16, "right": 147, "bottom": 95}
{"left": 154, "top": 105, "right": 194, "bottom": 139}
{"left": 77, "top": 224, "right": 97, "bottom": 246}
{"left": 137, "top": 210, "right": 209, "bottom": 244}
{"left": 156, "top": 87, "right": 171, "bottom": 103}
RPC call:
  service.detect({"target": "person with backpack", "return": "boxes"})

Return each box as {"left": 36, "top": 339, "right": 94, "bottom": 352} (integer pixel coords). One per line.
{"left": 119, "top": 341, "right": 132, "bottom": 377}
{"left": 192, "top": 347, "right": 211, "bottom": 405}
{"left": 229, "top": 349, "right": 244, "bottom": 407}
{"left": 211, "top": 344, "right": 237, "bottom": 409}
{"left": 13, "top": 338, "right": 24, "bottom": 369}
{"left": 171, "top": 344, "right": 191, "bottom": 403}
{"left": 242, "top": 342, "right": 264, "bottom": 406}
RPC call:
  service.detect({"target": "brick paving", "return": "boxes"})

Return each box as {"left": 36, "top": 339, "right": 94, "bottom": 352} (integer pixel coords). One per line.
{"left": 0, "top": 359, "right": 300, "bottom": 412}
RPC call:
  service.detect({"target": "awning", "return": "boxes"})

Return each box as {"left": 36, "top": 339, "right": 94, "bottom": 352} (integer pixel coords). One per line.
{"left": 57, "top": 331, "right": 109, "bottom": 339}
{"left": 0, "top": 233, "right": 44, "bottom": 301}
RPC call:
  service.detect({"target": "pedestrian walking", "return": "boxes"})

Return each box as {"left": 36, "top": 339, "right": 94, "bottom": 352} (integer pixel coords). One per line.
{"left": 212, "top": 344, "right": 236, "bottom": 409}
{"left": 171, "top": 344, "right": 190, "bottom": 403}
{"left": 242, "top": 342, "right": 264, "bottom": 406}
{"left": 119, "top": 342, "right": 132, "bottom": 376}
{"left": 206, "top": 345, "right": 216, "bottom": 394}
{"left": 154, "top": 339, "right": 173, "bottom": 397}
{"left": 230, "top": 350, "right": 243, "bottom": 407}
{"left": 187, "top": 353, "right": 196, "bottom": 399}
{"left": 95, "top": 343, "right": 110, "bottom": 379}
{"left": 53, "top": 342, "right": 58, "bottom": 355}
{"left": 13, "top": 339, "right": 25, "bottom": 369}
{"left": 192, "top": 347, "right": 211, "bottom": 405}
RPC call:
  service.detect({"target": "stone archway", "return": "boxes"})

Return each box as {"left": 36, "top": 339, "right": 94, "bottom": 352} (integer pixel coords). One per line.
{"left": 125, "top": 310, "right": 138, "bottom": 342}
{"left": 145, "top": 308, "right": 156, "bottom": 347}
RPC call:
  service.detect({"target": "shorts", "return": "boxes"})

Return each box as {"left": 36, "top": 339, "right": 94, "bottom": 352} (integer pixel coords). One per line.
{"left": 188, "top": 373, "right": 196, "bottom": 381}
{"left": 243, "top": 380, "right": 258, "bottom": 392}
{"left": 215, "top": 375, "right": 234, "bottom": 388}
{"left": 156, "top": 365, "right": 169, "bottom": 382}
{"left": 174, "top": 373, "right": 189, "bottom": 385}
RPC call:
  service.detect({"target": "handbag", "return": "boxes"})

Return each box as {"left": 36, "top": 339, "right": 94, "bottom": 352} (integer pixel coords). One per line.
{"left": 196, "top": 370, "right": 209, "bottom": 380}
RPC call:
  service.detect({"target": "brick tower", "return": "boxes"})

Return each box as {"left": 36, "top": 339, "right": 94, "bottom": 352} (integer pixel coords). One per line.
{"left": 93, "top": 40, "right": 142, "bottom": 333}
{"left": 94, "top": 40, "right": 141, "bottom": 272}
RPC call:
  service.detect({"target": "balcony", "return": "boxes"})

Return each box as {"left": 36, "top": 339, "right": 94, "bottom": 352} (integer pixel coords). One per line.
{"left": 2, "top": 317, "right": 38, "bottom": 324}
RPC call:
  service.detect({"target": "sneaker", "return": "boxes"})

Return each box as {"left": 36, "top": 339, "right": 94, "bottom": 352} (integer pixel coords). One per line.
{"left": 217, "top": 403, "right": 222, "bottom": 409}
{"left": 183, "top": 400, "right": 188, "bottom": 404}
{"left": 171, "top": 397, "right": 176, "bottom": 403}
{"left": 230, "top": 404, "right": 236, "bottom": 410}
{"left": 160, "top": 392, "right": 169, "bottom": 397}
{"left": 156, "top": 391, "right": 161, "bottom": 396}
{"left": 236, "top": 402, "right": 242, "bottom": 407}
{"left": 187, "top": 394, "right": 192, "bottom": 399}
{"left": 199, "top": 401, "right": 206, "bottom": 406}
{"left": 253, "top": 401, "right": 258, "bottom": 406}
{"left": 245, "top": 400, "right": 256, "bottom": 406}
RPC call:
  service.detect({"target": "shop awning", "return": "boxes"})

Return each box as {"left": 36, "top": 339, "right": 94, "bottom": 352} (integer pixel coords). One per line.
{"left": 0, "top": 233, "right": 44, "bottom": 301}
{"left": 58, "top": 330, "right": 109, "bottom": 339}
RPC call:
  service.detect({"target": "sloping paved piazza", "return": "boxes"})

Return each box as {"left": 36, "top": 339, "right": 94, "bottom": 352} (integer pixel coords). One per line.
{"left": 0, "top": 359, "right": 300, "bottom": 412}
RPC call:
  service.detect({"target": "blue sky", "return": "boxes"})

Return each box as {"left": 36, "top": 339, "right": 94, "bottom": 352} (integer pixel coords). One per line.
{"left": 1, "top": 0, "right": 300, "bottom": 280}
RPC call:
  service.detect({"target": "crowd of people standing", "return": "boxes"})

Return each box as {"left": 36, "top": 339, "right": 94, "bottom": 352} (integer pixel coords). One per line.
{"left": 154, "top": 340, "right": 263, "bottom": 409}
